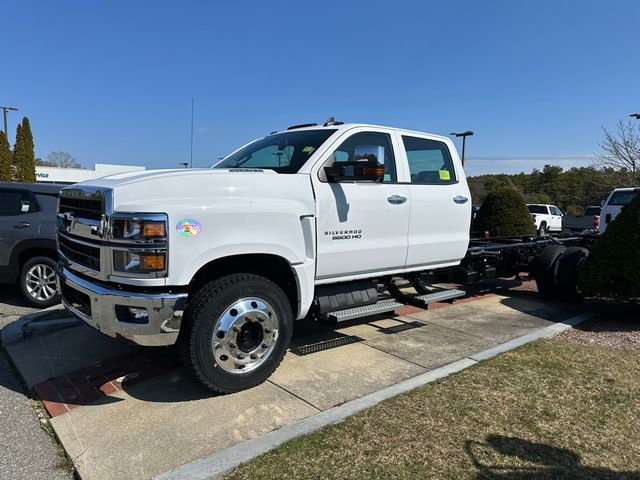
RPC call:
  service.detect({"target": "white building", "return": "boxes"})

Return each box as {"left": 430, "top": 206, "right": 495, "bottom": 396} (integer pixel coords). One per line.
{"left": 35, "top": 163, "right": 146, "bottom": 184}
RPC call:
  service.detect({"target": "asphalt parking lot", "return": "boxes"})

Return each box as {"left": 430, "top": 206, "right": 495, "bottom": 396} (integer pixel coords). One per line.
{"left": 0, "top": 278, "right": 590, "bottom": 480}
{"left": 0, "top": 284, "right": 72, "bottom": 480}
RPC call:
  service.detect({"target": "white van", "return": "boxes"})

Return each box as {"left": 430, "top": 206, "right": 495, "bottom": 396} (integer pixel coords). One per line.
{"left": 599, "top": 187, "right": 639, "bottom": 233}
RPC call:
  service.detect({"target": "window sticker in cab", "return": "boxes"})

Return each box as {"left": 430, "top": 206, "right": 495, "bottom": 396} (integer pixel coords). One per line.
{"left": 176, "top": 219, "right": 202, "bottom": 237}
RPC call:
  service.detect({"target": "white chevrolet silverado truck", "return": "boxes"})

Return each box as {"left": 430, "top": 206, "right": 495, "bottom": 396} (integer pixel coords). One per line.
{"left": 56, "top": 121, "right": 589, "bottom": 393}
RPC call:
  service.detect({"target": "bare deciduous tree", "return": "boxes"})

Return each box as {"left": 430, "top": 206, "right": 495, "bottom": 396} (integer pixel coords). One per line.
{"left": 597, "top": 121, "right": 640, "bottom": 184}
{"left": 45, "top": 151, "right": 81, "bottom": 168}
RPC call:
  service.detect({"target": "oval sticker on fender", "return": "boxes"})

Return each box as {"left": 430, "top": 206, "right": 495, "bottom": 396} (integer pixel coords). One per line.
{"left": 176, "top": 219, "right": 202, "bottom": 237}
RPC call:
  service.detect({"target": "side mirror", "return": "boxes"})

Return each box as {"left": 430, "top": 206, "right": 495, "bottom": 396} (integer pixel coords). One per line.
{"left": 325, "top": 161, "right": 384, "bottom": 183}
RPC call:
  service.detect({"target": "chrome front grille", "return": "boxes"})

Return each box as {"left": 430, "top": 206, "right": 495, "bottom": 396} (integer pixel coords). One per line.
{"left": 58, "top": 234, "right": 101, "bottom": 270}
{"left": 57, "top": 187, "right": 112, "bottom": 280}
{"left": 58, "top": 188, "right": 106, "bottom": 221}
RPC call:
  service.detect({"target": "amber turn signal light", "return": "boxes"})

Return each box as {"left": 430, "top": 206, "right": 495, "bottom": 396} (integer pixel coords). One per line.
{"left": 141, "top": 254, "right": 166, "bottom": 270}
{"left": 143, "top": 222, "right": 166, "bottom": 237}
{"left": 362, "top": 165, "right": 385, "bottom": 176}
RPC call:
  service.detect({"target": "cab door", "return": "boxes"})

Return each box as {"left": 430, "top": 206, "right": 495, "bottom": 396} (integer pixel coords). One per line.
{"left": 550, "top": 206, "right": 563, "bottom": 231}
{"left": 314, "top": 129, "right": 410, "bottom": 281}
{"left": 0, "top": 188, "right": 41, "bottom": 271}
{"left": 397, "top": 134, "right": 471, "bottom": 269}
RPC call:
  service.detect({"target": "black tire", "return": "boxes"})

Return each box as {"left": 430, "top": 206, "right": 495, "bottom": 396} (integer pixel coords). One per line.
{"left": 19, "top": 256, "right": 60, "bottom": 308}
{"left": 537, "top": 222, "right": 547, "bottom": 236}
{"left": 535, "top": 245, "right": 566, "bottom": 297}
{"left": 556, "top": 247, "right": 589, "bottom": 301}
{"left": 180, "top": 273, "right": 293, "bottom": 394}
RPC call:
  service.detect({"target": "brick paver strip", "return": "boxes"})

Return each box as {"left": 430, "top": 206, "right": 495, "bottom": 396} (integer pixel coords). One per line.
{"left": 33, "top": 349, "right": 181, "bottom": 417}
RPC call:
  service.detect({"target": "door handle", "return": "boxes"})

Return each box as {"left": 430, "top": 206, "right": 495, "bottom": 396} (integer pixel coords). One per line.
{"left": 453, "top": 195, "right": 469, "bottom": 204}
{"left": 387, "top": 195, "right": 407, "bottom": 205}
{"left": 14, "top": 222, "right": 30, "bottom": 229}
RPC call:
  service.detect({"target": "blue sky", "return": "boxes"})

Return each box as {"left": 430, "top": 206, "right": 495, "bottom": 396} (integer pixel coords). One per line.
{"left": 2, "top": 0, "right": 639, "bottom": 176}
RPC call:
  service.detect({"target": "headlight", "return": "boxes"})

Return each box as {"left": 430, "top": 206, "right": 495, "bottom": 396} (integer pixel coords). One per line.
{"left": 112, "top": 217, "right": 167, "bottom": 241}
{"left": 113, "top": 250, "right": 166, "bottom": 274}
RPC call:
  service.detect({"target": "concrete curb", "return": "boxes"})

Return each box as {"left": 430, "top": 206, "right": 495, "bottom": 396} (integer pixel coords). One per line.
{"left": 155, "top": 311, "right": 598, "bottom": 480}
{"left": 0, "top": 307, "right": 81, "bottom": 348}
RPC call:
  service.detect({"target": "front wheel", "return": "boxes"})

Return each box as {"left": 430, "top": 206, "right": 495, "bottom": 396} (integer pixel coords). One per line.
{"left": 179, "top": 273, "right": 293, "bottom": 394}
{"left": 20, "top": 256, "right": 60, "bottom": 308}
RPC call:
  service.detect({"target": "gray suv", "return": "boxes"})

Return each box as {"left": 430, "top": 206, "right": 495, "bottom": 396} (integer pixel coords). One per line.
{"left": 0, "top": 182, "right": 64, "bottom": 307}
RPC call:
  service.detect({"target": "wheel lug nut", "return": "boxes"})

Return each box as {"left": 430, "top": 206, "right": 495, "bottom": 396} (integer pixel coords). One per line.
{"left": 236, "top": 353, "right": 245, "bottom": 359}
{"left": 264, "top": 329, "right": 271, "bottom": 334}
{"left": 261, "top": 343, "right": 268, "bottom": 349}
{"left": 229, "top": 343, "right": 236, "bottom": 349}
{"left": 232, "top": 325, "right": 240, "bottom": 332}
{"left": 250, "top": 354, "right": 257, "bottom": 360}
{"left": 258, "top": 317, "right": 264, "bottom": 323}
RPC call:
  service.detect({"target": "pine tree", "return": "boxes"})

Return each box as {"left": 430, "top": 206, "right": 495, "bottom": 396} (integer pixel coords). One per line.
{"left": 0, "top": 131, "right": 12, "bottom": 181}
{"left": 14, "top": 117, "right": 36, "bottom": 183}
{"left": 579, "top": 193, "right": 640, "bottom": 299}
{"left": 475, "top": 186, "right": 537, "bottom": 237}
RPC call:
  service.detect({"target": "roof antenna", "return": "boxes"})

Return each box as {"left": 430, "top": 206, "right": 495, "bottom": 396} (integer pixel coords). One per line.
{"left": 323, "top": 116, "right": 344, "bottom": 127}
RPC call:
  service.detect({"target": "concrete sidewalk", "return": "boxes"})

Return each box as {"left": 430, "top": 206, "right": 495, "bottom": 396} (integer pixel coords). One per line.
{"left": 5, "top": 284, "right": 584, "bottom": 480}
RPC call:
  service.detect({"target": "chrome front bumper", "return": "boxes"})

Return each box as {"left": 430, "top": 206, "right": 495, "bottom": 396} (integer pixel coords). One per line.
{"left": 57, "top": 266, "right": 187, "bottom": 346}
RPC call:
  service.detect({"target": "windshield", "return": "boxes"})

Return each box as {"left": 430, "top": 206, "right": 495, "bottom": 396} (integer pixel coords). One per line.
{"left": 608, "top": 190, "right": 638, "bottom": 206}
{"left": 213, "top": 129, "right": 337, "bottom": 173}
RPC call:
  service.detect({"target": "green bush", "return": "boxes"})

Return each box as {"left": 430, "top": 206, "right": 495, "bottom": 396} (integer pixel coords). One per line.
{"left": 579, "top": 193, "right": 640, "bottom": 299}
{"left": 475, "top": 187, "right": 536, "bottom": 237}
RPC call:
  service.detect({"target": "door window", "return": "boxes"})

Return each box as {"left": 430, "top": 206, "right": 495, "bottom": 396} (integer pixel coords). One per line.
{"left": 550, "top": 206, "right": 562, "bottom": 215}
{"left": 0, "top": 190, "right": 37, "bottom": 216}
{"left": 402, "top": 136, "right": 457, "bottom": 184}
{"left": 325, "top": 132, "right": 397, "bottom": 182}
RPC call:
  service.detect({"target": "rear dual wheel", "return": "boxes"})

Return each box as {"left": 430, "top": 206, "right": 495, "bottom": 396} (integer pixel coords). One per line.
{"left": 179, "top": 273, "right": 293, "bottom": 394}
{"left": 535, "top": 245, "right": 588, "bottom": 300}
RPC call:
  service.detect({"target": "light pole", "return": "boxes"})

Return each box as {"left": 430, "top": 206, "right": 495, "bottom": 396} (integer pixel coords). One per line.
{"left": 450, "top": 130, "right": 474, "bottom": 166}
{"left": 631, "top": 113, "right": 640, "bottom": 120}
{"left": 190, "top": 98, "right": 194, "bottom": 168}
{"left": 1, "top": 106, "right": 18, "bottom": 137}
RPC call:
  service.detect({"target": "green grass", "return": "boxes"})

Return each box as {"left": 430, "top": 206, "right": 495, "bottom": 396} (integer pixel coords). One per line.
{"left": 226, "top": 338, "right": 640, "bottom": 479}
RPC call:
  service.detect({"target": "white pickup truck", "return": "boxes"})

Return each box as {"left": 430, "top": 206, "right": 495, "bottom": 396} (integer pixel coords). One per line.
{"left": 56, "top": 121, "right": 588, "bottom": 393}
{"left": 599, "top": 187, "right": 639, "bottom": 233}
{"left": 527, "top": 204, "right": 563, "bottom": 235}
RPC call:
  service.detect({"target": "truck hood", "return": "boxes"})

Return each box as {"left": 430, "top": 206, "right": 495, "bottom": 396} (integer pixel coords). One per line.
{"left": 68, "top": 168, "right": 314, "bottom": 215}
{"left": 76, "top": 167, "right": 278, "bottom": 188}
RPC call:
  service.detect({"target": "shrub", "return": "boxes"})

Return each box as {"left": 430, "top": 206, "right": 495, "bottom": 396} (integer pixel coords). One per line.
{"left": 475, "top": 186, "right": 536, "bottom": 237}
{"left": 579, "top": 193, "right": 640, "bottom": 299}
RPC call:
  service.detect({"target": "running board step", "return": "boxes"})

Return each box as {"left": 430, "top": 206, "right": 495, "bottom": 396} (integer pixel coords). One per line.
{"left": 413, "top": 288, "right": 467, "bottom": 306}
{"left": 323, "top": 288, "right": 467, "bottom": 323}
{"left": 326, "top": 300, "right": 403, "bottom": 322}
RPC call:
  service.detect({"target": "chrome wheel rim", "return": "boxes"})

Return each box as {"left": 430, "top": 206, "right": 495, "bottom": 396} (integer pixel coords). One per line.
{"left": 212, "top": 297, "right": 279, "bottom": 374}
{"left": 25, "top": 264, "right": 57, "bottom": 302}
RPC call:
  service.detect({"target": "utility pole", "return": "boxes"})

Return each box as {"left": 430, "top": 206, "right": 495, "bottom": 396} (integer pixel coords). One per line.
{"left": 1, "top": 106, "right": 18, "bottom": 137}
{"left": 190, "top": 98, "right": 194, "bottom": 168}
{"left": 450, "top": 130, "right": 474, "bottom": 166}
